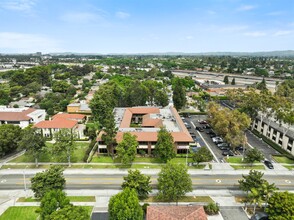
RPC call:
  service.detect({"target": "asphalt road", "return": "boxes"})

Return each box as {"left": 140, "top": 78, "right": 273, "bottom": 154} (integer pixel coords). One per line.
{"left": 1, "top": 173, "right": 293, "bottom": 190}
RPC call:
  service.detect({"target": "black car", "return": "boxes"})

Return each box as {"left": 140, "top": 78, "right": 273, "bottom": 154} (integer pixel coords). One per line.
{"left": 199, "top": 120, "right": 208, "bottom": 124}
{"left": 235, "top": 146, "right": 246, "bottom": 152}
{"left": 250, "top": 212, "right": 269, "bottom": 220}
{"left": 196, "top": 126, "right": 204, "bottom": 132}
{"left": 222, "top": 150, "right": 234, "bottom": 156}
{"left": 219, "top": 146, "right": 230, "bottom": 151}
{"left": 264, "top": 160, "right": 274, "bottom": 169}
{"left": 202, "top": 124, "right": 211, "bottom": 129}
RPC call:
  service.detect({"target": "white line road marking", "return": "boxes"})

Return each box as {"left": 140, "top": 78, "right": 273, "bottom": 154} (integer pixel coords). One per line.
{"left": 191, "top": 121, "right": 220, "bottom": 163}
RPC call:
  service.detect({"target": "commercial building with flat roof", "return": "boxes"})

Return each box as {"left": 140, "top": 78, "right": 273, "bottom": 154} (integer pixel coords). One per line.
{"left": 97, "top": 106, "right": 193, "bottom": 155}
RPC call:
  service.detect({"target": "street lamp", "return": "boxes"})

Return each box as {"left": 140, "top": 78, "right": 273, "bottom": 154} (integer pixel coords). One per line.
{"left": 186, "top": 146, "right": 188, "bottom": 166}
{"left": 23, "top": 166, "right": 28, "bottom": 197}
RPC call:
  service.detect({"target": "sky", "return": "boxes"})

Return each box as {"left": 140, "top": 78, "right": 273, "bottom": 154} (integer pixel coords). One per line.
{"left": 0, "top": 0, "right": 294, "bottom": 54}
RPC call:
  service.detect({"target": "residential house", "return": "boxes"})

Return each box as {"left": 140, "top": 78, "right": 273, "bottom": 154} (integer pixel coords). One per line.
{"left": 34, "top": 113, "right": 86, "bottom": 139}
{"left": 147, "top": 205, "right": 207, "bottom": 220}
{"left": 0, "top": 106, "right": 46, "bottom": 129}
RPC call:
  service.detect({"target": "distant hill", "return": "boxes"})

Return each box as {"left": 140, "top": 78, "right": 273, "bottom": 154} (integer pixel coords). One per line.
{"left": 48, "top": 50, "right": 294, "bottom": 57}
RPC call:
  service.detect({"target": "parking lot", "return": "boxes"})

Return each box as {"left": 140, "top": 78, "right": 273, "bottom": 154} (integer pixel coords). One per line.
{"left": 182, "top": 115, "right": 281, "bottom": 165}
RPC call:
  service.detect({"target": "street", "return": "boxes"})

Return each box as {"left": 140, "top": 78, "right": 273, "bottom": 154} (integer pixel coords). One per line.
{"left": 0, "top": 173, "right": 293, "bottom": 190}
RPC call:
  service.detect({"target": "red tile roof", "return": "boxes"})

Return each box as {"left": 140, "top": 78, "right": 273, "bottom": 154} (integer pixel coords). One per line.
{"left": 147, "top": 205, "right": 208, "bottom": 220}
{"left": 0, "top": 108, "right": 35, "bottom": 121}
{"left": 142, "top": 114, "right": 163, "bottom": 128}
{"left": 129, "top": 107, "right": 160, "bottom": 114}
{"left": 34, "top": 118, "right": 77, "bottom": 129}
{"left": 115, "top": 131, "right": 192, "bottom": 143}
{"left": 52, "top": 113, "right": 85, "bottom": 120}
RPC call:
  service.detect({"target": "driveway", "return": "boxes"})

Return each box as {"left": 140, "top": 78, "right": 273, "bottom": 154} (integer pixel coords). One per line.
{"left": 220, "top": 207, "right": 249, "bottom": 220}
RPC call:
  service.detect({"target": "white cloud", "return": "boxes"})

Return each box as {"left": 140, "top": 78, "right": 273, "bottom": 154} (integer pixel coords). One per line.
{"left": 274, "top": 30, "right": 293, "bottom": 36}
{"left": 0, "top": 32, "right": 62, "bottom": 53}
{"left": 61, "top": 12, "right": 100, "bottom": 24}
{"left": 1, "top": 0, "right": 36, "bottom": 13}
{"left": 237, "top": 5, "right": 257, "bottom": 11}
{"left": 244, "top": 31, "right": 266, "bottom": 37}
{"left": 218, "top": 25, "right": 249, "bottom": 32}
{"left": 116, "top": 11, "right": 130, "bottom": 19}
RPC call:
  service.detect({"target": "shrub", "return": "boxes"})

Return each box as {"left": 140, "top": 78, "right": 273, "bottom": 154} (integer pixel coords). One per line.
{"left": 204, "top": 202, "right": 220, "bottom": 215}
{"left": 83, "top": 140, "right": 96, "bottom": 162}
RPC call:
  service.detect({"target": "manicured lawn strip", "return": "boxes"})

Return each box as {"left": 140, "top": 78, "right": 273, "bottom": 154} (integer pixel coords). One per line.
{"left": 284, "top": 165, "right": 294, "bottom": 170}
{"left": 69, "top": 196, "right": 96, "bottom": 202}
{"left": 10, "top": 142, "right": 90, "bottom": 163}
{"left": 17, "top": 196, "right": 96, "bottom": 203}
{"left": 0, "top": 207, "right": 38, "bottom": 220}
{"left": 273, "top": 156, "right": 294, "bottom": 164}
{"left": 90, "top": 156, "right": 114, "bottom": 163}
{"left": 226, "top": 157, "right": 244, "bottom": 163}
{"left": 143, "top": 196, "right": 213, "bottom": 203}
{"left": 1, "top": 165, "right": 52, "bottom": 169}
{"left": 231, "top": 165, "right": 265, "bottom": 170}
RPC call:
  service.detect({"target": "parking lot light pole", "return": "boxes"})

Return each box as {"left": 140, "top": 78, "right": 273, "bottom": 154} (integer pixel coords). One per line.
{"left": 186, "top": 147, "right": 188, "bottom": 166}
{"left": 23, "top": 166, "right": 28, "bottom": 197}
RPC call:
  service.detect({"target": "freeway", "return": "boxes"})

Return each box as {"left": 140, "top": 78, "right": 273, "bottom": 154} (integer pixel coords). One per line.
{"left": 0, "top": 173, "right": 293, "bottom": 190}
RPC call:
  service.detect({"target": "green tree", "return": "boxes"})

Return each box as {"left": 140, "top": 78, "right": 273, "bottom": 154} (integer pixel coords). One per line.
{"left": 49, "top": 205, "right": 90, "bottom": 220}
{"left": 154, "top": 89, "right": 169, "bottom": 107}
{"left": 238, "top": 170, "right": 265, "bottom": 195}
{"left": 116, "top": 132, "right": 138, "bottom": 165}
{"left": 173, "top": 78, "right": 187, "bottom": 110}
{"left": 231, "top": 78, "right": 236, "bottom": 85}
{"left": 157, "top": 163, "right": 192, "bottom": 204}
{"left": 122, "top": 169, "right": 152, "bottom": 200}
{"left": 266, "top": 191, "right": 294, "bottom": 220}
{"left": 247, "top": 187, "right": 264, "bottom": 214}
{"left": 0, "top": 124, "right": 22, "bottom": 157}
{"left": 154, "top": 127, "right": 176, "bottom": 162}
{"left": 257, "top": 78, "right": 267, "bottom": 91}
{"left": 102, "top": 110, "right": 118, "bottom": 158}
{"left": 223, "top": 75, "right": 229, "bottom": 84}
{"left": 37, "top": 190, "right": 70, "bottom": 220}
{"left": 18, "top": 128, "right": 46, "bottom": 167}
{"left": 53, "top": 129, "right": 76, "bottom": 167}
{"left": 108, "top": 188, "right": 143, "bottom": 220}
{"left": 192, "top": 147, "right": 213, "bottom": 165}
{"left": 31, "top": 165, "right": 66, "bottom": 199}
{"left": 52, "top": 80, "right": 70, "bottom": 93}
{"left": 245, "top": 148, "right": 264, "bottom": 166}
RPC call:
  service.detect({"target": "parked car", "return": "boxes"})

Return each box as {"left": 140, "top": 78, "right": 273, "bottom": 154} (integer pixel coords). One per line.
{"left": 202, "top": 124, "right": 211, "bottom": 129}
{"left": 264, "top": 160, "right": 274, "bottom": 169}
{"left": 235, "top": 146, "right": 245, "bottom": 152}
{"left": 219, "top": 146, "right": 230, "bottom": 151}
{"left": 199, "top": 120, "right": 208, "bottom": 124}
{"left": 222, "top": 150, "right": 234, "bottom": 156}
{"left": 212, "top": 137, "right": 223, "bottom": 144}
{"left": 210, "top": 133, "right": 217, "bottom": 138}
{"left": 206, "top": 129, "right": 215, "bottom": 134}
{"left": 196, "top": 126, "right": 204, "bottom": 132}
{"left": 250, "top": 212, "right": 269, "bottom": 220}
{"left": 217, "top": 143, "right": 230, "bottom": 148}
{"left": 186, "top": 125, "right": 191, "bottom": 129}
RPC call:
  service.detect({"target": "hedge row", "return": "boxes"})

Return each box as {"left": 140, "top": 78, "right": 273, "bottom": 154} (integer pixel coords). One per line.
{"left": 83, "top": 139, "right": 97, "bottom": 162}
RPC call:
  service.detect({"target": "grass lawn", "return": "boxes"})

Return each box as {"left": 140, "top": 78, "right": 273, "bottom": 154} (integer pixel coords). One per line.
{"left": 226, "top": 157, "right": 244, "bottom": 163}
{"left": 231, "top": 165, "right": 265, "bottom": 170}
{"left": 284, "top": 165, "right": 294, "bottom": 170}
{"left": 17, "top": 196, "right": 96, "bottom": 203}
{"left": 273, "top": 156, "right": 294, "bottom": 164}
{"left": 143, "top": 196, "right": 213, "bottom": 203}
{"left": 0, "top": 207, "right": 38, "bottom": 220}
{"left": 9, "top": 142, "right": 89, "bottom": 163}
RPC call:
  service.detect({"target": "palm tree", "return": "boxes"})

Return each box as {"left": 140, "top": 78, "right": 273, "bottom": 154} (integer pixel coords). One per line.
{"left": 248, "top": 188, "right": 263, "bottom": 214}
{"left": 259, "top": 182, "right": 278, "bottom": 210}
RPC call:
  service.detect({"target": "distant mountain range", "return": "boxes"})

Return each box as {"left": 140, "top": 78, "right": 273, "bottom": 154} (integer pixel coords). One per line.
{"left": 48, "top": 50, "right": 294, "bottom": 57}
{"left": 2, "top": 50, "right": 294, "bottom": 57}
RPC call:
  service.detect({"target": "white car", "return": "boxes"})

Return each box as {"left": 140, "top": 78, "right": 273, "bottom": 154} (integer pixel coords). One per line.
{"left": 212, "top": 137, "right": 223, "bottom": 143}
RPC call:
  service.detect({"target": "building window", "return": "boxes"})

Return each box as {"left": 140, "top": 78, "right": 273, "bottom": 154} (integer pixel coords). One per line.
{"left": 287, "top": 145, "right": 292, "bottom": 151}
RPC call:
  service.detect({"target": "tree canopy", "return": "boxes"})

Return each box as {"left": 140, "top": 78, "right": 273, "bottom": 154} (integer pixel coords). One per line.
{"left": 0, "top": 124, "right": 22, "bottom": 157}
{"left": 157, "top": 163, "right": 192, "bottom": 204}
{"left": 31, "top": 165, "right": 66, "bottom": 199}
{"left": 108, "top": 188, "right": 143, "bottom": 220}
{"left": 154, "top": 127, "right": 176, "bottom": 162}
{"left": 116, "top": 132, "right": 138, "bottom": 165}
{"left": 122, "top": 169, "right": 152, "bottom": 200}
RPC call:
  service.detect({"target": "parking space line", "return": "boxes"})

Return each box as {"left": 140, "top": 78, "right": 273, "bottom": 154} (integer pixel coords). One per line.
{"left": 191, "top": 122, "right": 220, "bottom": 163}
